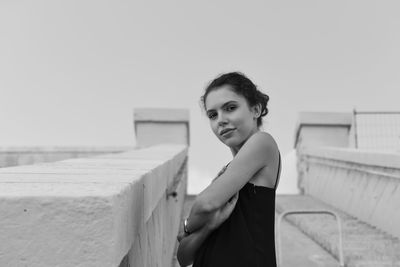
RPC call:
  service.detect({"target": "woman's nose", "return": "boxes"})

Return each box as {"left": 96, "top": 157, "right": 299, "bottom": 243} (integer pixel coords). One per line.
{"left": 217, "top": 113, "right": 228, "bottom": 126}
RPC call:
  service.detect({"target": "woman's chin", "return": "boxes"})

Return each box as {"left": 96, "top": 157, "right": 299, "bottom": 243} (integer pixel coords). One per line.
{"left": 217, "top": 134, "right": 242, "bottom": 149}
{"left": 221, "top": 138, "right": 237, "bottom": 148}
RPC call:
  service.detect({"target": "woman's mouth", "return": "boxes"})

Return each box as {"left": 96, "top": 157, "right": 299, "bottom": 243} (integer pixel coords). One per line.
{"left": 220, "top": 128, "right": 235, "bottom": 136}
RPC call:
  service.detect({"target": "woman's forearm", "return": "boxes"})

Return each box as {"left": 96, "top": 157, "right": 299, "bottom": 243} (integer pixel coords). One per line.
{"left": 184, "top": 166, "right": 228, "bottom": 234}
{"left": 177, "top": 225, "right": 213, "bottom": 267}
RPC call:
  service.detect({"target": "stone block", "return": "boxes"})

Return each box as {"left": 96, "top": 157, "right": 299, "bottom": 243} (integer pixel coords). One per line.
{"left": 134, "top": 108, "right": 190, "bottom": 148}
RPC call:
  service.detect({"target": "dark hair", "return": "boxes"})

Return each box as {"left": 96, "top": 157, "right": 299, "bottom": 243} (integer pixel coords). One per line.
{"left": 200, "top": 72, "right": 269, "bottom": 127}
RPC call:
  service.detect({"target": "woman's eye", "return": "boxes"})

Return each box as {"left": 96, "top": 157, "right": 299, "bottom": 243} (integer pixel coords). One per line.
{"left": 208, "top": 113, "right": 217, "bottom": 119}
{"left": 226, "top": 105, "right": 236, "bottom": 111}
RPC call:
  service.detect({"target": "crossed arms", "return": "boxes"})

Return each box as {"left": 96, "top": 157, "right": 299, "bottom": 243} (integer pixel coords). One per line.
{"left": 177, "top": 132, "right": 278, "bottom": 266}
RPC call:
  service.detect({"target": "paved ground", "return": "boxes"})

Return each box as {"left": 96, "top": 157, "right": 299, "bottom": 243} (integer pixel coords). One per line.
{"left": 278, "top": 218, "right": 338, "bottom": 267}
{"left": 276, "top": 194, "right": 400, "bottom": 267}
{"left": 172, "top": 194, "right": 338, "bottom": 267}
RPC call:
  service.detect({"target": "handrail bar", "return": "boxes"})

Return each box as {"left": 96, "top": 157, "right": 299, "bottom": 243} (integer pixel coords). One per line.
{"left": 276, "top": 210, "right": 345, "bottom": 267}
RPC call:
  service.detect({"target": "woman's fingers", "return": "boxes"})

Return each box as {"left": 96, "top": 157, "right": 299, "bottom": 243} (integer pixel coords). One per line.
{"left": 177, "top": 232, "right": 186, "bottom": 242}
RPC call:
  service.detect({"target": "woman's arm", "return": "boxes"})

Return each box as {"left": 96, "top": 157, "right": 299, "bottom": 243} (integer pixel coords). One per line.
{"left": 177, "top": 224, "right": 212, "bottom": 267}
{"left": 177, "top": 193, "right": 238, "bottom": 266}
{"left": 183, "top": 164, "right": 230, "bottom": 234}
{"left": 183, "top": 204, "right": 213, "bottom": 234}
{"left": 186, "top": 132, "right": 278, "bottom": 232}
{"left": 185, "top": 189, "right": 237, "bottom": 233}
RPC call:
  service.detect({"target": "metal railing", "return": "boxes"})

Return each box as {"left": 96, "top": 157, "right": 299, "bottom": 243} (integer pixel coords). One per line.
{"left": 353, "top": 110, "right": 400, "bottom": 151}
{"left": 277, "top": 210, "right": 345, "bottom": 267}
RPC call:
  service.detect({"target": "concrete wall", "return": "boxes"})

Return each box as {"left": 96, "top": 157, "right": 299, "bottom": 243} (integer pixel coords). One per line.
{"left": 0, "top": 147, "right": 133, "bottom": 168}
{"left": 0, "top": 144, "right": 188, "bottom": 267}
{"left": 299, "top": 147, "right": 400, "bottom": 239}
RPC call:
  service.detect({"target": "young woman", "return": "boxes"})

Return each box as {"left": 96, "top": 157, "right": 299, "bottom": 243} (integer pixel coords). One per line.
{"left": 177, "top": 72, "right": 281, "bottom": 267}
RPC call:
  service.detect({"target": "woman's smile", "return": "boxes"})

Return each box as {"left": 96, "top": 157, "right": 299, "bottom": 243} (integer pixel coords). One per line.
{"left": 220, "top": 128, "right": 236, "bottom": 136}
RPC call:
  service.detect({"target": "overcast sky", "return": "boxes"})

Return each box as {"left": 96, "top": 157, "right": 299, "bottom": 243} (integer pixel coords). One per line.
{"left": 1, "top": 1, "right": 400, "bottom": 193}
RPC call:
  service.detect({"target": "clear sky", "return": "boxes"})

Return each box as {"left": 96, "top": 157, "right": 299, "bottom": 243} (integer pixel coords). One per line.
{"left": 1, "top": 1, "right": 400, "bottom": 193}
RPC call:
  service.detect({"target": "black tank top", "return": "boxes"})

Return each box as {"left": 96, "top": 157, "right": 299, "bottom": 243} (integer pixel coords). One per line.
{"left": 193, "top": 153, "right": 281, "bottom": 267}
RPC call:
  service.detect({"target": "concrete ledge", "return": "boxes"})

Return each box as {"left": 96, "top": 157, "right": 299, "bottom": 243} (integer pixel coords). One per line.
{"left": 0, "top": 146, "right": 134, "bottom": 168}
{"left": 134, "top": 108, "right": 189, "bottom": 122}
{"left": 0, "top": 144, "right": 188, "bottom": 267}
{"left": 299, "top": 147, "right": 400, "bottom": 239}
{"left": 302, "top": 147, "right": 400, "bottom": 170}
{"left": 0, "top": 146, "right": 135, "bottom": 152}
{"left": 296, "top": 112, "right": 352, "bottom": 126}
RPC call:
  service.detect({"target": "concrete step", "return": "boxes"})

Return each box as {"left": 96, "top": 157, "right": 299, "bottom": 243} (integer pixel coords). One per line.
{"left": 276, "top": 195, "right": 400, "bottom": 267}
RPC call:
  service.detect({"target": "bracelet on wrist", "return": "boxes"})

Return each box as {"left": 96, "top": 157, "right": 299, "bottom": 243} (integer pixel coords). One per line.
{"left": 184, "top": 218, "right": 191, "bottom": 234}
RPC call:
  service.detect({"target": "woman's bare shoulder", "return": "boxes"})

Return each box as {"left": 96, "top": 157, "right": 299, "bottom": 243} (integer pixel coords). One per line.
{"left": 248, "top": 132, "right": 280, "bottom": 187}
{"left": 249, "top": 132, "right": 279, "bottom": 157}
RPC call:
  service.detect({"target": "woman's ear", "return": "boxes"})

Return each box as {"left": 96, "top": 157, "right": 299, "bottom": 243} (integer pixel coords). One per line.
{"left": 253, "top": 103, "right": 262, "bottom": 119}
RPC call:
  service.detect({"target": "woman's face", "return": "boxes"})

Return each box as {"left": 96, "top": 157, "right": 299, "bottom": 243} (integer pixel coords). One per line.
{"left": 205, "top": 85, "right": 260, "bottom": 153}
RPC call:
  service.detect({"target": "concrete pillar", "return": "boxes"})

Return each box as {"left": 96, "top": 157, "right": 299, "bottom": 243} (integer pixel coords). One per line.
{"left": 294, "top": 112, "right": 352, "bottom": 194}
{"left": 133, "top": 108, "right": 190, "bottom": 148}
{"left": 294, "top": 112, "right": 353, "bottom": 150}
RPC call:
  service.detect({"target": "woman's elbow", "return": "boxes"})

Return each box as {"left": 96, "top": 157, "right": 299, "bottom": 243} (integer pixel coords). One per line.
{"left": 177, "top": 255, "right": 191, "bottom": 267}
{"left": 177, "top": 247, "right": 192, "bottom": 267}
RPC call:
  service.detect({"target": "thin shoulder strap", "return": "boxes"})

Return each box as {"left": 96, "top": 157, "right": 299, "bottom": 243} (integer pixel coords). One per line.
{"left": 274, "top": 152, "right": 281, "bottom": 190}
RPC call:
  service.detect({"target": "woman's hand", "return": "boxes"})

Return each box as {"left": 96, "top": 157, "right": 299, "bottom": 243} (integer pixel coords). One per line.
{"left": 206, "top": 192, "right": 239, "bottom": 231}
{"left": 177, "top": 192, "right": 238, "bottom": 243}
{"left": 177, "top": 231, "right": 187, "bottom": 243}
